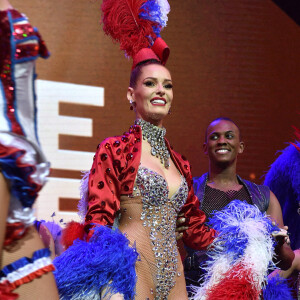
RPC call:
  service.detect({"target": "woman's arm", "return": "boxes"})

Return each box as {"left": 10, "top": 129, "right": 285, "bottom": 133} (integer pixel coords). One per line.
{"left": 84, "top": 139, "right": 123, "bottom": 241}
{"left": 267, "top": 191, "right": 295, "bottom": 270}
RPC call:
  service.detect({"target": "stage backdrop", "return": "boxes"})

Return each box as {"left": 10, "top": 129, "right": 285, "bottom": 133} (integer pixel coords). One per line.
{"left": 12, "top": 0, "right": 300, "bottom": 223}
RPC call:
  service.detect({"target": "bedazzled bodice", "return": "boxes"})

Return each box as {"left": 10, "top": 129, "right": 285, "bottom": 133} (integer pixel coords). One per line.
{"left": 134, "top": 166, "right": 188, "bottom": 299}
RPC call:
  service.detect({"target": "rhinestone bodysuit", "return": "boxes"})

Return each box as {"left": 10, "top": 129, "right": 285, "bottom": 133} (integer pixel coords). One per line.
{"left": 134, "top": 166, "right": 188, "bottom": 299}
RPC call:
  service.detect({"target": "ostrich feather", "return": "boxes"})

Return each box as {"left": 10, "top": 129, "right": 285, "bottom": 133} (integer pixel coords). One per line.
{"left": 101, "top": 0, "right": 159, "bottom": 57}
{"left": 191, "top": 200, "right": 277, "bottom": 300}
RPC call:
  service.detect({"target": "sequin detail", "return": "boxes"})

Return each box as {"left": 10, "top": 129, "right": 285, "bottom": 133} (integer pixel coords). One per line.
{"left": 0, "top": 9, "right": 49, "bottom": 136}
{"left": 135, "top": 166, "right": 188, "bottom": 299}
{"left": 134, "top": 119, "right": 170, "bottom": 169}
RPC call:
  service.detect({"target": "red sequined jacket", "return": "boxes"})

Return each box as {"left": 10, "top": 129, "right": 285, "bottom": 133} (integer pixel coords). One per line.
{"left": 84, "top": 124, "right": 215, "bottom": 250}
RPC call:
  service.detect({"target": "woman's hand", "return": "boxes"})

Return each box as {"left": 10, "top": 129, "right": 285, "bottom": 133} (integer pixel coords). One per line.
{"left": 176, "top": 213, "right": 188, "bottom": 240}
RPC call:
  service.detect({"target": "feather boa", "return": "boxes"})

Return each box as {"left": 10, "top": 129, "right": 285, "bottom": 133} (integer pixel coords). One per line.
{"left": 54, "top": 225, "right": 139, "bottom": 300}
{"left": 191, "top": 200, "right": 278, "bottom": 300}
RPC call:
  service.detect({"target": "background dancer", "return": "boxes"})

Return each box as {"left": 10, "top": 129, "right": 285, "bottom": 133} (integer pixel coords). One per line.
{"left": 264, "top": 126, "right": 300, "bottom": 297}
{"left": 0, "top": 0, "right": 59, "bottom": 298}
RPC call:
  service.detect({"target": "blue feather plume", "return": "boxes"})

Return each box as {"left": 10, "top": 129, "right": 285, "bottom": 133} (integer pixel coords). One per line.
{"left": 264, "top": 141, "right": 300, "bottom": 250}
{"left": 140, "top": 0, "right": 170, "bottom": 38}
{"left": 263, "top": 275, "right": 293, "bottom": 300}
{"left": 54, "top": 226, "right": 139, "bottom": 300}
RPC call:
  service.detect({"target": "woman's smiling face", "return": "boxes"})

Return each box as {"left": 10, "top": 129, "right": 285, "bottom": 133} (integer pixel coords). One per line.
{"left": 128, "top": 63, "right": 173, "bottom": 126}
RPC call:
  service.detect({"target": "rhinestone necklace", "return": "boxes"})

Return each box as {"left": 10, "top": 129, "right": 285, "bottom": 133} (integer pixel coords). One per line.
{"left": 135, "top": 118, "right": 170, "bottom": 169}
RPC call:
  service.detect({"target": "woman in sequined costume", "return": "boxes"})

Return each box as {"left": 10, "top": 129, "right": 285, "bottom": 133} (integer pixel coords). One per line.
{"left": 0, "top": 1, "right": 59, "bottom": 298}
{"left": 54, "top": 60, "right": 216, "bottom": 300}
{"left": 107, "top": 61, "right": 216, "bottom": 299}
{"left": 53, "top": 1, "right": 215, "bottom": 299}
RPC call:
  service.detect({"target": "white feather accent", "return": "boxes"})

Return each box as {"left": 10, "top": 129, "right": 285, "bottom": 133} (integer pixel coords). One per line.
{"left": 77, "top": 171, "right": 90, "bottom": 221}
{"left": 241, "top": 218, "right": 274, "bottom": 288}
{"left": 157, "top": 0, "right": 170, "bottom": 27}
{"left": 191, "top": 256, "right": 232, "bottom": 300}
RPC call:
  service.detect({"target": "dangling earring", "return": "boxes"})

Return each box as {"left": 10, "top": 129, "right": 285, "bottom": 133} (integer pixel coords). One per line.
{"left": 130, "top": 100, "right": 135, "bottom": 110}
{"left": 168, "top": 107, "right": 171, "bottom": 114}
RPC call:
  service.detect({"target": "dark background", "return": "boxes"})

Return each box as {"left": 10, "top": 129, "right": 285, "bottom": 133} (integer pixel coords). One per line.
{"left": 14, "top": 0, "right": 300, "bottom": 186}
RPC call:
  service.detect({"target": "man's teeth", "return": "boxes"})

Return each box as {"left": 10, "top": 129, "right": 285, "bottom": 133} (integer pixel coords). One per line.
{"left": 216, "top": 149, "right": 229, "bottom": 153}
{"left": 151, "top": 99, "right": 165, "bottom": 104}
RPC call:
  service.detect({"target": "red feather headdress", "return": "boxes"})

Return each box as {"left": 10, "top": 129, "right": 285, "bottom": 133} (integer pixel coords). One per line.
{"left": 101, "top": 0, "right": 170, "bottom": 68}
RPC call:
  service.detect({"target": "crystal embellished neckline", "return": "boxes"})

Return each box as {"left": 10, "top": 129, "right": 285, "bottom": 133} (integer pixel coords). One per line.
{"left": 135, "top": 119, "right": 170, "bottom": 169}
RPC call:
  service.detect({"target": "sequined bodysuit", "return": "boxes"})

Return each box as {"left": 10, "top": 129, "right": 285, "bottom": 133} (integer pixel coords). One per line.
{"left": 118, "top": 166, "right": 188, "bottom": 299}
{"left": 80, "top": 126, "right": 215, "bottom": 299}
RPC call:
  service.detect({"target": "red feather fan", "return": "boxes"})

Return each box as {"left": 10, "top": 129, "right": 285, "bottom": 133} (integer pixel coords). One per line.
{"left": 101, "top": 0, "right": 159, "bottom": 58}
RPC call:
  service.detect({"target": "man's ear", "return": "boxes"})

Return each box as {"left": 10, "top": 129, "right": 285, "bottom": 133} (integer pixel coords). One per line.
{"left": 238, "top": 141, "right": 245, "bottom": 154}
{"left": 203, "top": 142, "right": 208, "bottom": 155}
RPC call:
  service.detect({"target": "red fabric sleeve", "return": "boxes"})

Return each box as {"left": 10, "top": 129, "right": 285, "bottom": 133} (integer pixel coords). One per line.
{"left": 35, "top": 30, "right": 50, "bottom": 58}
{"left": 180, "top": 166, "right": 216, "bottom": 250}
{"left": 84, "top": 139, "right": 122, "bottom": 240}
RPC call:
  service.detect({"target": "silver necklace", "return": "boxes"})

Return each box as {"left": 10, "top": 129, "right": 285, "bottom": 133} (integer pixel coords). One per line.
{"left": 135, "top": 119, "right": 170, "bottom": 169}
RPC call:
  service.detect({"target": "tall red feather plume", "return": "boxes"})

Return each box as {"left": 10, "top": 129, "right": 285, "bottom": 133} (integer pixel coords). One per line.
{"left": 101, "top": 0, "right": 158, "bottom": 58}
